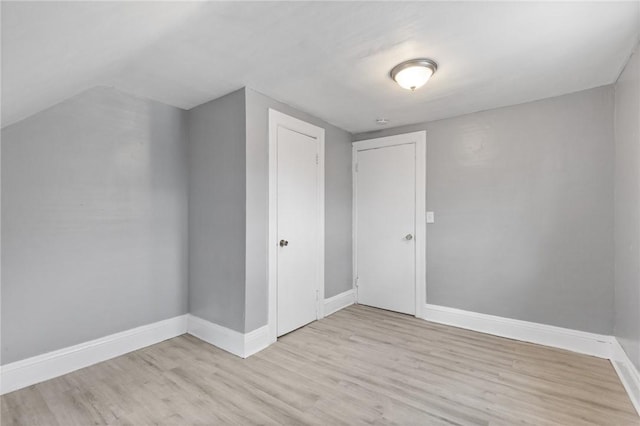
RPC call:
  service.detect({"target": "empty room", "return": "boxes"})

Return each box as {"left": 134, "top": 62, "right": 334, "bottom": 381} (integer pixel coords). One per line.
{"left": 1, "top": 1, "right": 639, "bottom": 424}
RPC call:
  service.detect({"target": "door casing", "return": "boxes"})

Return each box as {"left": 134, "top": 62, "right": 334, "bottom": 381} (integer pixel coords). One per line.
{"left": 268, "top": 109, "right": 325, "bottom": 343}
{"left": 352, "top": 131, "right": 426, "bottom": 318}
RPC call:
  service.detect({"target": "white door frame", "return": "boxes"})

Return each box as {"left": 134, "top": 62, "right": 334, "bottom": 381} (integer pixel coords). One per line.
{"left": 268, "top": 109, "right": 325, "bottom": 343}
{"left": 352, "top": 131, "right": 426, "bottom": 318}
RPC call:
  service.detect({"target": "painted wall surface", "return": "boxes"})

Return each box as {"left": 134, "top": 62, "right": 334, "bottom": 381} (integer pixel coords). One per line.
{"left": 614, "top": 44, "right": 640, "bottom": 370}
{"left": 187, "top": 88, "right": 247, "bottom": 332}
{"left": 245, "top": 88, "right": 352, "bottom": 332}
{"left": 354, "top": 86, "right": 615, "bottom": 334}
{"left": 1, "top": 87, "right": 189, "bottom": 364}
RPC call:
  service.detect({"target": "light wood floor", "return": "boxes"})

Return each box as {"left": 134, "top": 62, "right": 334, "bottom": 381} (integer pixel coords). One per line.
{"left": 2, "top": 305, "right": 638, "bottom": 425}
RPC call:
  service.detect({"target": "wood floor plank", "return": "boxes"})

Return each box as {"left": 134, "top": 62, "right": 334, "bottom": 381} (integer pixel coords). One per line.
{"left": 1, "top": 305, "right": 638, "bottom": 425}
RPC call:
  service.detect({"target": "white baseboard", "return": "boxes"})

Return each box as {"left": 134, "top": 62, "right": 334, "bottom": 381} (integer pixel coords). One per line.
{"left": 187, "top": 315, "right": 245, "bottom": 357}
{"left": 0, "top": 315, "right": 188, "bottom": 395}
{"left": 422, "top": 303, "right": 640, "bottom": 416}
{"left": 324, "top": 289, "right": 355, "bottom": 316}
{"left": 611, "top": 339, "right": 640, "bottom": 415}
{"left": 186, "top": 315, "right": 272, "bottom": 359}
{"left": 0, "top": 314, "right": 271, "bottom": 396}
{"left": 187, "top": 290, "right": 358, "bottom": 358}
{"left": 2, "top": 302, "right": 636, "bottom": 416}
{"left": 422, "top": 304, "right": 613, "bottom": 359}
{"left": 188, "top": 290, "right": 357, "bottom": 358}
{"left": 244, "top": 325, "right": 272, "bottom": 358}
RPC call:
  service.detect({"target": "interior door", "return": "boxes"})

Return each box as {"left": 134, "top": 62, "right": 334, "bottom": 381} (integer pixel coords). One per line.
{"left": 276, "top": 126, "right": 321, "bottom": 336}
{"left": 355, "top": 143, "right": 416, "bottom": 315}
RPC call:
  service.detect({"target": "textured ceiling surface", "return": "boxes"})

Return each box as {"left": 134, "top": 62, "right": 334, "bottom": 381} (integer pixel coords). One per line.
{"left": 2, "top": 1, "right": 639, "bottom": 132}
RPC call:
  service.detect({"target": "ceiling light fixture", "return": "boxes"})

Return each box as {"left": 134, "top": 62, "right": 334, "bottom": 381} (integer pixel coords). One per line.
{"left": 375, "top": 118, "right": 389, "bottom": 125}
{"left": 390, "top": 58, "right": 438, "bottom": 91}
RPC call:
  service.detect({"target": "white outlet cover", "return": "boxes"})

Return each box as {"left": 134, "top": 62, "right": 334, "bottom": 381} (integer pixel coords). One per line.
{"left": 426, "top": 211, "right": 435, "bottom": 224}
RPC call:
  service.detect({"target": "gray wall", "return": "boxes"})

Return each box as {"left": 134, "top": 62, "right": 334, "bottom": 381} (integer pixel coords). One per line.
{"left": 4, "top": 78, "right": 620, "bottom": 363}
{"left": 187, "top": 88, "right": 247, "bottom": 332}
{"left": 355, "top": 86, "right": 615, "bottom": 334}
{"left": 245, "top": 88, "right": 353, "bottom": 332}
{"left": 614, "top": 44, "right": 640, "bottom": 370}
{"left": 1, "top": 87, "right": 189, "bottom": 364}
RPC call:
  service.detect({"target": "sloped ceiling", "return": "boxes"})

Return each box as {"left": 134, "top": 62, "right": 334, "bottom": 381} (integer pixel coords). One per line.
{"left": 2, "top": 1, "right": 638, "bottom": 133}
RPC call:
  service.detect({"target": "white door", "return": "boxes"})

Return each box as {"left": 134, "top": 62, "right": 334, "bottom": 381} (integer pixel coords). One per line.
{"left": 353, "top": 132, "right": 426, "bottom": 316}
{"left": 269, "top": 110, "right": 325, "bottom": 338}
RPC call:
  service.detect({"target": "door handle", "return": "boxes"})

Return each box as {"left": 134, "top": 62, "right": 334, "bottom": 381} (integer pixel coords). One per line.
{"left": 280, "top": 239, "right": 289, "bottom": 247}
{"left": 405, "top": 234, "right": 413, "bottom": 240}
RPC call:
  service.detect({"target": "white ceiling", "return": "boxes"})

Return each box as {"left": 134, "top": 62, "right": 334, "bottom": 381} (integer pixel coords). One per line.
{"left": 2, "top": 1, "right": 638, "bottom": 133}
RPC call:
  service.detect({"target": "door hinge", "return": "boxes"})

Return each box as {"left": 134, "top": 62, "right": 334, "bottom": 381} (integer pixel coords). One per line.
{"left": 355, "top": 276, "right": 359, "bottom": 287}
{"left": 316, "top": 154, "right": 319, "bottom": 165}
{"left": 355, "top": 163, "right": 359, "bottom": 173}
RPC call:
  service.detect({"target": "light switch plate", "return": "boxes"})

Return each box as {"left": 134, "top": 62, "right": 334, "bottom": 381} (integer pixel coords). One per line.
{"left": 426, "top": 211, "right": 435, "bottom": 224}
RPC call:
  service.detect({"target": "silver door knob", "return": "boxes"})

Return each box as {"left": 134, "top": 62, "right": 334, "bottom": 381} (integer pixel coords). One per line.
{"left": 405, "top": 234, "right": 413, "bottom": 240}
{"left": 279, "top": 240, "right": 289, "bottom": 247}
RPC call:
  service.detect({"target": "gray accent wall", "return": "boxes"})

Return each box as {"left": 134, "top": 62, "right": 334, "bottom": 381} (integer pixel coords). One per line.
{"left": 354, "top": 86, "right": 615, "bottom": 334}
{"left": 244, "top": 88, "right": 353, "bottom": 332}
{"left": 187, "top": 88, "right": 247, "bottom": 332}
{"left": 1, "top": 87, "right": 189, "bottom": 364}
{"left": 614, "top": 44, "right": 640, "bottom": 371}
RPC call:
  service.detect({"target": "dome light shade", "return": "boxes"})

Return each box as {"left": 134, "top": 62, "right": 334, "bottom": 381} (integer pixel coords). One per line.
{"left": 390, "top": 58, "right": 438, "bottom": 91}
